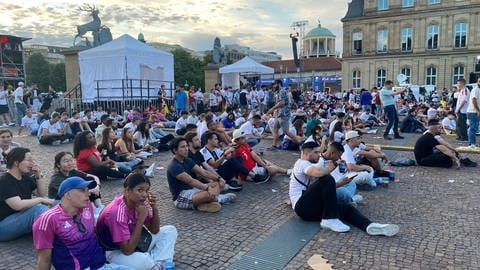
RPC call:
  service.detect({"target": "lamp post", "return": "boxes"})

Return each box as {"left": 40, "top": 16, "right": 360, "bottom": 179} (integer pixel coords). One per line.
{"left": 280, "top": 64, "right": 283, "bottom": 79}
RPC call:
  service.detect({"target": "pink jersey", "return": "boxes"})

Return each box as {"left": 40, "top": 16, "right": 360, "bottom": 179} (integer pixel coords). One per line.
{"left": 33, "top": 202, "right": 106, "bottom": 270}
{"left": 96, "top": 195, "right": 153, "bottom": 249}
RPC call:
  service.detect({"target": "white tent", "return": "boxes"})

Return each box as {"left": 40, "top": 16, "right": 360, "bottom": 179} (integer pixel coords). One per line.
{"left": 78, "top": 34, "right": 174, "bottom": 102}
{"left": 219, "top": 56, "right": 274, "bottom": 89}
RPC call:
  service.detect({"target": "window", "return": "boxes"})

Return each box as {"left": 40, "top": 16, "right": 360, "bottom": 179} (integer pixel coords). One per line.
{"left": 377, "top": 69, "right": 386, "bottom": 87}
{"left": 378, "top": 0, "right": 389, "bottom": 10}
{"left": 402, "top": 0, "right": 414, "bottom": 7}
{"left": 428, "top": 0, "right": 440, "bottom": 4}
{"left": 353, "top": 70, "right": 361, "bottom": 88}
{"left": 352, "top": 32, "right": 363, "bottom": 55}
{"left": 401, "top": 27, "right": 412, "bottom": 52}
{"left": 401, "top": 67, "right": 411, "bottom": 83}
{"left": 377, "top": 29, "right": 388, "bottom": 52}
{"left": 453, "top": 66, "right": 465, "bottom": 82}
{"left": 426, "top": 24, "right": 439, "bottom": 49}
{"left": 426, "top": 66, "right": 437, "bottom": 85}
{"left": 454, "top": 22, "right": 467, "bottom": 48}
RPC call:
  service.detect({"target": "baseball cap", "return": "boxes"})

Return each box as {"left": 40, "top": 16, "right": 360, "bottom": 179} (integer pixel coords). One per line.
{"left": 232, "top": 129, "right": 246, "bottom": 142}
{"left": 345, "top": 130, "right": 361, "bottom": 141}
{"left": 57, "top": 176, "right": 97, "bottom": 198}
{"left": 18, "top": 81, "right": 24, "bottom": 86}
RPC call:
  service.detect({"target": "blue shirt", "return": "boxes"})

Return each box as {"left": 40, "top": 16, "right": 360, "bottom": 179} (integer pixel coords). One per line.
{"left": 360, "top": 91, "right": 373, "bottom": 106}
{"left": 175, "top": 91, "right": 187, "bottom": 110}
{"left": 380, "top": 87, "right": 395, "bottom": 107}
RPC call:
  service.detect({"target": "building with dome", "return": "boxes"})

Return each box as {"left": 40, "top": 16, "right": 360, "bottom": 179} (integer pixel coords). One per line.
{"left": 303, "top": 23, "right": 336, "bottom": 58}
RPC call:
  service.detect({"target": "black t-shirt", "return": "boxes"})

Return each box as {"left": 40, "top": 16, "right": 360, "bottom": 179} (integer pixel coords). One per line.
{"left": 414, "top": 132, "right": 440, "bottom": 162}
{"left": 0, "top": 173, "right": 37, "bottom": 221}
{"left": 48, "top": 170, "right": 91, "bottom": 199}
{"left": 188, "top": 150, "right": 205, "bottom": 166}
{"left": 167, "top": 157, "right": 197, "bottom": 201}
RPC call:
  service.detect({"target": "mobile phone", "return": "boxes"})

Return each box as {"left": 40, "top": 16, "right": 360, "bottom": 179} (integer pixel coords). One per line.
{"left": 347, "top": 173, "right": 358, "bottom": 179}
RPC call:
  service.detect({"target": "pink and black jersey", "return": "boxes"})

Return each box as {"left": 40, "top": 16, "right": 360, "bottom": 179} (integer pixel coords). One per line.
{"left": 96, "top": 195, "right": 153, "bottom": 250}
{"left": 33, "top": 202, "right": 106, "bottom": 270}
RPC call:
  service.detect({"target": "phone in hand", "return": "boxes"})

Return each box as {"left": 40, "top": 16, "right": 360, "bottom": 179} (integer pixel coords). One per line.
{"left": 347, "top": 173, "right": 358, "bottom": 179}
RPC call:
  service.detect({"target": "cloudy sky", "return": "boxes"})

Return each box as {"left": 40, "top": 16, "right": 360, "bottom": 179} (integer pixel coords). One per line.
{"left": 0, "top": 0, "right": 351, "bottom": 58}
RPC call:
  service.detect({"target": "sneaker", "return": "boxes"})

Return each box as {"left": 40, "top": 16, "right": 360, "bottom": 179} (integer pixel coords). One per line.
{"left": 460, "top": 158, "right": 477, "bottom": 167}
{"left": 320, "top": 219, "right": 350, "bottom": 233}
{"left": 52, "top": 140, "right": 61, "bottom": 146}
{"left": 393, "top": 135, "right": 404, "bottom": 139}
{"left": 144, "top": 163, "right": 156, "bottom": 177}
{"left": 217, "top": 193, "right": 236, "bottom": 204}
{"left": 352, "top": 194, "right": 363, "bottom": 204}
{"left": 8, "top": 122, "right": 15, "bottom": 127}
{"left": 467, "top": 144, "right": 479, "bottom": 149}
{"left": 197, "top": 202, "right": 222, "bottom": 212}
{"left": 286, "top": 169, "right": 292, "bottom": 176}
{"left": 61, "top": 139, "right": 70, "bottom": 144}
{"left": 366, "top": 223, "right": 399, "bottom": 236}
{"left": 253, "top": 173, "right": 270, "bottom": 184}
{"left": 227, "top": 180, "right": 243, "bottom": 191}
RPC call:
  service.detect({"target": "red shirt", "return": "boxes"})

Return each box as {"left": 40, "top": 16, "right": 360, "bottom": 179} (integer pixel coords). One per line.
{"left": 234, "top": 143, "right": 256, "bottom": 179}
{"left": 76, "top": 147, "right": 101, "bottom": 171}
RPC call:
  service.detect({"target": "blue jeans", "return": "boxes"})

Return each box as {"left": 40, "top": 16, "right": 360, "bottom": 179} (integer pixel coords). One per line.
{"left": 467, "top": 113, "right": 479, "bottom": 145}
{"left": 246, "top": 138, "right": 260, "bottom": 147}
{"left": 0, "top": 204, "right": 49, "bottom": 241}
{"left": 336, "top": 181, "right": 357, "bottom": 203}
{"left": 115, "top": 159, "right": 139, "bottom": 172}
{"left": 383, "top": 104, "right": 399, "bottom": 136}
{"left": 15, "top": 103, "right": 26, "bottom": 125}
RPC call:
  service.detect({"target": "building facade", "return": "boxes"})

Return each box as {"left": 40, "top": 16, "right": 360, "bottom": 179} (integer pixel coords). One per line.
{"left": 303, "top": 23, "right": 337, "bottom": 58}
{"left": 24, "top": 44, "right": 66, "bottom": 64}
{"left": 341, "top": 0, "right": 480, "bottom": 90}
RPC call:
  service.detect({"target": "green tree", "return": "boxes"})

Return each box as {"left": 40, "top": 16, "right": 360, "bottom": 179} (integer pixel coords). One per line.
{"left": 25, "top": 53, "right": 51, "bottom": 91}
{"left": 50, "top": 63, "right": 66, "bottom": 91}
{"left": 172, "top": 48, "right": 205, "bottom": 89}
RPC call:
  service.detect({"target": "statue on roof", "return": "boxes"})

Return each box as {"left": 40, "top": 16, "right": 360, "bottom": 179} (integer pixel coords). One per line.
{"left": 73, "top": 4, "right": 112, "bottom": 48}
{"left": 212, "top": 37, "right": 226, "bottom": 65}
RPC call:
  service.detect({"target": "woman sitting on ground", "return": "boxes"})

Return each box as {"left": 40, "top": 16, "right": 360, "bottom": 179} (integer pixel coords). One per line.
{"left": 73, "top": 131, "right": 126, "bottom": 181}
{"left": 115, "top": 127, "right": 151, "bottom": 160}
{"left": 0, "top": 147, "right": 53, "bottom": 241}
{"left": 281, "top": 119, "right": 306, "bottom": 151}
{"left": 133, "top": 121, "right": 156, "bottom": 152}
{"left": 96, "top": 173, "right": 178, "bottom": 270}
{"left": 97, "top": 128, "right": 142, "bottom": 173}
{"left": 0, "top": 128, "right": 20, "bottom": 171}
{"left": 48, "top": 151, "right": 103, "bottom": 214}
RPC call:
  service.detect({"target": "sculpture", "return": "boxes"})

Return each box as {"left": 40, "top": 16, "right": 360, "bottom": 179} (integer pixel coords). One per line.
{"left": 212, "top": 37, "right": 226, "bottom": 65}
{"left": 73, "top": 4, "right": 112, "bottom": 48}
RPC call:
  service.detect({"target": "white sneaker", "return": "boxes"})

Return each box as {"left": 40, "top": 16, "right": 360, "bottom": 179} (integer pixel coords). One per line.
{"left": 0, "top": 124, "right": 8, "bottom": 128}
{"left": 217, "top": 193, "right": 236, "bottom": 204}
{"left": 366, "top": 223, "right": 399, "bottom": 236}
{"left": 320, "top": 219, "right": 350, "bottom": 233}
{"left": 8, "top": 122, "right": 15, "bottom": 127}
{"left": 352, "top": 194, "right": 363, "bottom": 204}
{"left": 286, "top": 169, "right": 292, "bottom": 176}
{"left": 61, "top": 139, "right": 70, "bottom": 144}
{"left": 52, "top": 140, "right": 61, "bottom": 146}
{"left": 144, "top": 163, "right": 156, "bottom": 177}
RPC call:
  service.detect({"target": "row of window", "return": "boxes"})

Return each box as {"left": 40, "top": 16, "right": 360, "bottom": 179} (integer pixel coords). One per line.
{"left": 352, "top": 66, "right": 464, "bottom": 88}
{"left": 378, "top": 0, "right": 440, "bottom": 10}
{"left": 352, "top": 22, "right": 467, "bottom": 54}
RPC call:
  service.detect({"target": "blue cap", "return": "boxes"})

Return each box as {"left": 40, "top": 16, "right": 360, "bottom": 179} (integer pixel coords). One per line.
{"left": 58, "top": 177, "right": 97, "bottom": 198}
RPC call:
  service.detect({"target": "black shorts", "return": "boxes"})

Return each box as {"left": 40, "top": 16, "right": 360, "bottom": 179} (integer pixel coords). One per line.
{"left": 0, "top": 105, "right": 8, "bottom": 115}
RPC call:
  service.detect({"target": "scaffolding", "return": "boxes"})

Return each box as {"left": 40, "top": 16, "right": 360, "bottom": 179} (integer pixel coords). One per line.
{"left": 0, "top": 34, "right": 30, "bottom": 84}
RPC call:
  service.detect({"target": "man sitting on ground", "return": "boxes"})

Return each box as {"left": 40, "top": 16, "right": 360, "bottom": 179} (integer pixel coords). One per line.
{"left": 342, "top": 131, "right": 377, "bottom": 188}
{"left": 18, "top": 108, "right": 39, "bottom": 136}
{"left": 414, "top": 119, "right": 476, "bottom": 168}
{"left": 239, "top": 114, "right": 265, "bottom": 147}
{"left": 441, "top": 112, "right": 457, "bottom": 135}
{"left": 37, "top": 112, "right": 70, "bottom": 145}
{"left": 166, "top": 137, "right": 236, "bottom": 213}
{"left": 289, "top": 141, "right": 399, "bottom": 235}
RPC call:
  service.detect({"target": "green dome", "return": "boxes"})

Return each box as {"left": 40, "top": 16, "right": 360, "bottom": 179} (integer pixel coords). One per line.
{"left": 306, "top": 25, "right": 335, "bottom": 37}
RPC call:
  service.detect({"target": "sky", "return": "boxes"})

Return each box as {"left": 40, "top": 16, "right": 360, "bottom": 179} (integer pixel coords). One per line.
{"left": 0, "top": 0, "right": 351, "bottom": 59}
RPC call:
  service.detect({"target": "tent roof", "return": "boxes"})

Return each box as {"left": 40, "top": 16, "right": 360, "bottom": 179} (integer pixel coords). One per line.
{"left": 219, "top": 56, "right": 274, "bottom": 74}
{"left": 78, "top": 34, "right": 173, "bottom": 59}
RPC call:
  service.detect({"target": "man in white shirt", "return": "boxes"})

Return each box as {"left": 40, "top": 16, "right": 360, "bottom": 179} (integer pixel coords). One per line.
{"left": 441, "top": 112, "right": 457, "bottom": 135}
{"left": 37, "top": 112, "right": 69, "bottom": 145}
{"left": 289, "top": 141, "right": 399, "bottom": 235}
{"left": 466, "top": 78, "right": 480, "bottom": 148}
{"left": 239, "top": 115, "right": 264, "bottom": 147}
{"left": 18, "top": 108, "right": 39, "bottom": 135}
{"left": 124, "top": 115, "right": 141, "bottom": 133}
{"left": 455, "top": 78, "right": 469, "bottom": 141}
{"left": 342, "top": 131, "right": 376, "bottom": 188}
{"left": 175, "top": 111, "right": 189, "bottom": 135}
{"left": 209, "top": 90, "right": 218, "bottom": 112}
{"left": 14, "top": 81, "right": 26, "bottom": 125}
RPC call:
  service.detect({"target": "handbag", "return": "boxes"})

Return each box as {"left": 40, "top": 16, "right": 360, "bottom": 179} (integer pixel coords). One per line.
{"left": 135, "top": 225, "right": 153, "bottom": 253}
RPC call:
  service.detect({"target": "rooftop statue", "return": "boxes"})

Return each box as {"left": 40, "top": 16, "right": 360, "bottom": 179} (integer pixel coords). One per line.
{"left": 73, "top": 4, "right": 112, "bottom": 48}
{"left": 212, "top": 37, "right": 226, "bottom": 66}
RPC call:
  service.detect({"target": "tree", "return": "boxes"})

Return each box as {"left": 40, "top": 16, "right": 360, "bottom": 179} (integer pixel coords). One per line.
{"left": 50, "top": 63, "right": 66, "bottom": 91}
{"left": 25, "top": 53, "right": 51, "bottom": 91}
{"left": 172, "top": 48, "right": 205, "bottom": 89}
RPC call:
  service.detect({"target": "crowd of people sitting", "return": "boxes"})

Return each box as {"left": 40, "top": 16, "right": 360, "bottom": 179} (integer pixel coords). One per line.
{"left": 2, "top": 77, "right": 480, "bottom": 268}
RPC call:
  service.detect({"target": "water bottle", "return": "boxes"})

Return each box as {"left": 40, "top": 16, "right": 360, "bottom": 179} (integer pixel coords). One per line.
{"left": 163, "top": 261, "right": 175, "bottom": 270}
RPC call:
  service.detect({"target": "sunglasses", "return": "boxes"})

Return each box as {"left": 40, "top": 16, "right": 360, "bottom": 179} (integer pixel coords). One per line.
{"left": 72, "top": 215, "right": 86, "bottom": 233}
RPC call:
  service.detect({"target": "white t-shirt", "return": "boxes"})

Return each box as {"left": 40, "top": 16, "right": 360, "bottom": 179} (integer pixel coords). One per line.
{"left": 21, "top": 115, "right": 39, "bottom": 131}
{"left": 194, "top": 91, "right": 204, "bottom": 101}
{"left": 124, "top": 122, "right": 137, "bottom": 133}
{"left": 37, "top": 120, "right": 59, "bottom": 139}
{"left": 209, "top": 93, "right": 218, "bottom": 107}
{"left": 341, "top": 144, "right": 357, "bottom": 165}
{"left": 427, "top": 107, "right": 437, "bottom": 120}
{"left": 328, "top": 119, "right": 339, "bottom": 135}
{"left": 239, "top": 121, "right": 259, "bottom": 136}
{"left": 187, "top": 115, "right": 198, "bottom": 125}
{"left": 316, "top": 156, "right": 344, "bottom": 183}
{"left": 0, "top": 90, "right": 7, "bottom": 105}
{"left": 197, "top": 120, "right": 208, "bottom": 138}
{"left": 456, "top": 87, "right": 470, "bottom": 114}
{"left": 267, "top": 117, "right": 284, "bottom": 136}
{"left": 175, "top": 117, "right": 188, "bottom": 132}
{"left": 442, "top": 117, "right": 456, "bottom": 130}
{"left": 235, "top": 117, "right": 246, "bottom": 127}
{"left": 14, "top": 87, "right": 23, "bottom": 104}
{"left": 289, "top": 159, "right": 318, "bottom": 209}
{"left": 284, "top": 127, "right": 297, "bottom": 141}
{"left": 467, "top": 87, "right": 480, "bottom": 113}
{"left": 200, "top": 147, "right": 224, "bottom": 164}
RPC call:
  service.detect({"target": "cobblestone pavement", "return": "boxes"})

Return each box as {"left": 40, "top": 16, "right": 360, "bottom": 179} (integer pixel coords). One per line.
{"left": 1, "top": 128, "right": 479, "bottom": 270}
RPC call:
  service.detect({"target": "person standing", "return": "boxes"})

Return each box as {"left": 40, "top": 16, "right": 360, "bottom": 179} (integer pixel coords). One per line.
{"left": 14, "top": 81, "right": 26, "bottom": 125}
{"left": 266, "top": 79, "right": 295, "bottom": 149}
{"left": 0, "top": 82, "right": 14, "bottom": 127}
{"left": 455, "top": 78, "right": 470, "bottom": 141}
{"left": 31, "top": 83, "right": 42, "bottom": 112}
{"left": 359, "top": 88, "right": 373, "bottom": 112}
{"left": 380, "top": 80, "right": 407, "bottom": 140}
{"left": 174, "top": 86, "right": 187, "bottom": 114}
{"left": 466, "top": 78, "right": 480, "bottom": 148}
